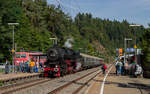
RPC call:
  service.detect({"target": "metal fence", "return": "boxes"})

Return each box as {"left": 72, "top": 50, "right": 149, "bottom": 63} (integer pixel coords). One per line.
{"left": 0, "top": 65, "right": 5, "bottom": 74}
{"left": 0, "top": 65, "right": 14, "bottom": 74}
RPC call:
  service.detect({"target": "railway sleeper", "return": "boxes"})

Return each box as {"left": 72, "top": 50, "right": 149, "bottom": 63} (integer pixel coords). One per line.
{"left": 0, "top": 74, "right": 40, "bottom": 88}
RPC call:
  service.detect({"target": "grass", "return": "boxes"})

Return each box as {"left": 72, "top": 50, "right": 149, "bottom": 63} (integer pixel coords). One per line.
{"left": 0, "top": 68, "right": 5, "bottom": 74}
{"left": 0, "top": 81, "right": 3, "bottom": 86}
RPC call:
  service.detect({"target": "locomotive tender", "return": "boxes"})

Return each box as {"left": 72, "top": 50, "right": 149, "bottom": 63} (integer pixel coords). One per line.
{"left": 44, "top": 46, "right": 103, "bottom": 77}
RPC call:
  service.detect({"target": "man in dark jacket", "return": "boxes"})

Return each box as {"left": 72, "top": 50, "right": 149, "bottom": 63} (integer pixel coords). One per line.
{"left": 101, "top": 64, "right": 107, "bottom": 74}
{"left": 5, "top": 59, "right": 9, "bottom": 74}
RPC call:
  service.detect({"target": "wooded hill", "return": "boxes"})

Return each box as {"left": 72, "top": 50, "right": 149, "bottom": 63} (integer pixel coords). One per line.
{"left": 0, "top": 0, "right": 147, "bottom": 63}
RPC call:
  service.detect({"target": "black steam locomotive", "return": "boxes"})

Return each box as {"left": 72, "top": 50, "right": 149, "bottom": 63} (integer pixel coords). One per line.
{"left": 44, "top": 46, "right": 103, "bottom": 77}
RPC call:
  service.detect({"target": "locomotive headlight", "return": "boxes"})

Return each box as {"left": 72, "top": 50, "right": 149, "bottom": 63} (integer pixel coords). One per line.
{"left": 54, "top": 68, "right": 58, "bottom": 72}
{"left": 54, "top": 65, "right": 58, "bottom": 72}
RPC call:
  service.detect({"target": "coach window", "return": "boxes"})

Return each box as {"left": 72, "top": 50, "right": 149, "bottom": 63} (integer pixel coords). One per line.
{"left": 40, "top": 56, "right": 47, "bottom": 59}
{"left": 84, "top": 57, "right": 86, "bottom": 62}
{"left": 87, "top": 58, "right": 89, "bottom": 62}
{"left": 21, "top": 54, "right": 26, "bottom": 58}
{"left": 16, "top": 54, "right": 20, "bottom": 58}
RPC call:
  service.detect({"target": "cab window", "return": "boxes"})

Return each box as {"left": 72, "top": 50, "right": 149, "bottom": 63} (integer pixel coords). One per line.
{"left": 16, "top": 54, "right": 20, "bottom": 58}
{"left": 21, "top": 54, "right": 26, "bottom": 58}
{"left": 16, "top": 54, "right": 26, "bottom": 58}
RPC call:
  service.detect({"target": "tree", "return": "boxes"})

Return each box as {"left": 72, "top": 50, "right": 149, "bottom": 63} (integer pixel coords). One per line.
{"left": 142, "top": 29, "right": 150, "bottom": 71}
{"left": 0, "top": 0, "right": 22, "bottom": 62}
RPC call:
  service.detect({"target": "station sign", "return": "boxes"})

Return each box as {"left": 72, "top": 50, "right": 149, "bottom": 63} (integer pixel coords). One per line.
{"left": 116, "top": 48, "right": 123, "bottom": 56}
{"left": 126, "top": 48, "right": 135, "bottom": 53}
{"left": 137, "top": 49, "right": 142, "bottom": 55}
{"left": 119, "top": 48, "right": 123, "bottom": 56}
{"left": 134, "top": 45, "right": 137, "bottom": 49}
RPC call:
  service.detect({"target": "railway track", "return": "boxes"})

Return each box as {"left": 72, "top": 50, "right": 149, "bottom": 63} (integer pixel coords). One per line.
{"left": 48, "top": 69, "right": 100, "bottom": 94}
{"left": 0, "top": 68, "right": 97, "bottom": 94}
{"left": 1, "top": 78, "right": 52, "bottom": 94}
{"left": 0, "top": 65, "right": 111, "bottom": 94}
{"left": 0, "top": 73, "right": 40, "bottom": 87}
{"left": 48, "top": 64, "right": 112, "bottom": 94}
{"left": 0, "top": 69, "right": 94, "bottom": 94}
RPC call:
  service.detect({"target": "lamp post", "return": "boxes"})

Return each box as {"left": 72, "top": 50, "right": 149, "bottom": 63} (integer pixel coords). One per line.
{"left": 129, "top": 24, "right": 141, "bottom": 63}
{"left": 8, "top": 23, "right": 19, "bottom": 72}
{"left": 124, "top": 38, "right": 132, "bottom": 64}
{"left": 129, "top": 24, "right": 141, "bottom": 48}
{"left": 50, "top": 38, "right": 57, "bottom": 45}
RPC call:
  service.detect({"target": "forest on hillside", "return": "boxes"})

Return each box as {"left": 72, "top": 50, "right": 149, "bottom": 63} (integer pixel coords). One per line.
{"left": 0, "top": 0, "right": 149, "bottom": 64}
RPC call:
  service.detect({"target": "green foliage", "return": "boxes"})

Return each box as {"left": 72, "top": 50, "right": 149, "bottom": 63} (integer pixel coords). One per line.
{"left": 0, "top": 0, "right": 22, "bottom": 62}
{"left": 0, "top": 0, "right": 145, "bottom": 64}
{"left": 142, "top": 29, "right": 150, "bottom": 70}
{"left": 0, "top": 81, "right": 3, "bottom": 86}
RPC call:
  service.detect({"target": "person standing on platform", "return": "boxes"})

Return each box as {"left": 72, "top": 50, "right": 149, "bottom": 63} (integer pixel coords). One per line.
{"left": 16, "top": 61, "right": 20, "bottom": 72}
{"left": 39, "top": 62, "right": 43, "bottom": 72}
{"left": 19, "top": 61, "right": 23, "bottom": 72}
{"left": 115, "top": 60, "right": 119, "bottom": 75}
{"left": 134, "top": 64, "right": 143, "bottom": 77}
{"left": 121, "top": 59, "right": 125, "bottom": 75}
{"left": 22, "top": 61, "right": 25, "bottom": 72}
{"left": 5, "top": 59, "right": 9, "bottom": 74}
{"left": 101, "top": 64, "right": 107, "bottom": 74}
{"left": 116, "top": 60, "right": 122, "bottom": 75}
{"left": 27, "top": 60, "right": 30, "bottom": 72}
{"left": 35, "top": 61, "right": 39, "bottom": 72}
{"left": 24, "top": 61, "right": 29, "bottom": 72}
{"left": 124, "top": 59, "right": 129, "bottom": 75}
{"left": 33, "top": 60, "right": 36, "bottom": 72}
{"left": 131, "top": 59, "right": 136, "bottom": 77}
{"left": 29, "top": 60, "right": 35, "bottom": 73}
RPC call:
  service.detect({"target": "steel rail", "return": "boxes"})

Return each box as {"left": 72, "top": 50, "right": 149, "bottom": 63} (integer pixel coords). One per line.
{"left": 48, "top": 69, "right": 100, "bottom": 94}
{"left": 1, "top": 78, "right": 52, "bottom": 94}
{"left": 0, "top": 74, "right": 40, "bottom": 87}
{"left": 73, "top": 64, "right": 112, "bottom": 94}
{"left": 0, "top": 75, "right": 40, "bottom": 89}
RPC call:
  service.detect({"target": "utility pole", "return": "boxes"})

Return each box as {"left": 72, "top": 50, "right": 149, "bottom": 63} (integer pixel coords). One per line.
{"left": 129, "top": 24, "right": 141, "bottom": 63}
{"left": 8, "top": 23, "right": 19, "bottom": 72}
{"left": 15, "top": 43, "right": 17, "bottom": 72}
{"left": 50, "top": 38, "right": 57, "bottom": 45}
{"left": 124, "top": 38, "right": 132, "bottom": 64}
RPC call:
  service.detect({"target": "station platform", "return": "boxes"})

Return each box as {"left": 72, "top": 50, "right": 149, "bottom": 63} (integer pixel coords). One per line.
{"left": 0, "top": 73, "right": 40, "bottom": 82}
{"left": 85, "top": 65, "right": 150, "bottom": 94}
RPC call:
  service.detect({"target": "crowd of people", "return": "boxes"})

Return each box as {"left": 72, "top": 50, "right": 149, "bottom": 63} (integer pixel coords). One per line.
{"left": 5, "top": 59, "right": 43, "bottom": 74}
{"left": 115, "top": 57, "right": 143, "bottom": 77}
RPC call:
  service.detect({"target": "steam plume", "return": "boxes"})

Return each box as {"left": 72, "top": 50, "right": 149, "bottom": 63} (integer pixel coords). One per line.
{"left": 64, "top": 38, "right": 73, "bottom": 48}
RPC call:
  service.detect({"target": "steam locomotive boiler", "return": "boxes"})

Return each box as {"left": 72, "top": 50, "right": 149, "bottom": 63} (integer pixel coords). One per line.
{"left": 44, "top": 46, "right": 81, "bottom": 77}
{"left": 44, "top": 46, "right": 104, "bottom": 77}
